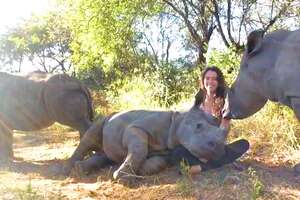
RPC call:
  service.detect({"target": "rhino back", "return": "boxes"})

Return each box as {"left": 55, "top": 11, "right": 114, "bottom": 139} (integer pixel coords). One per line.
{"left": 274, "top": 30, "right": 300, "bottom": 98}
{"left": 24, "top": 71, "right": 53, "bottom": 82}
{"left": 102, "top": 110, "right": 173, "bottom": 162}
{"left": 263, "top": 30, "right": 300, "bottom": 103}
{"left": 0, "top": 72, "right": 52, "bottom": 130}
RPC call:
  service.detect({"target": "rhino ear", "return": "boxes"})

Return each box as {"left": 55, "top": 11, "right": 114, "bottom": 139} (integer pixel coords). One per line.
{"left": 246, "top": 29, "right": 265, "bottom": 56}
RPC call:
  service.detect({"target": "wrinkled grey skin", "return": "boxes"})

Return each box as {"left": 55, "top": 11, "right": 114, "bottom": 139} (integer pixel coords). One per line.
{"left": 63, "top": 106, "right": 227, "bottom": 180}
{"left": 224, "top": 29, "right": 300, "bottom": 174}
{"left": 225, "top": 29, "right": 300, "bottom": 119}
{"left": 0, "top": 71, "right": 93, "bottom": 163}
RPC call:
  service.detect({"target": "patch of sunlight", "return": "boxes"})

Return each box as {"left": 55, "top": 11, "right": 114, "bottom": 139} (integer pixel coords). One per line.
{"left": 13, "top": 141, "right": 75, "bottom": 161}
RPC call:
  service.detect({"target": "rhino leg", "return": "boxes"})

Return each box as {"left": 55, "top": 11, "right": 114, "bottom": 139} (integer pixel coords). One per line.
{"left": 74, "top": 153, "right": 115, "bottom": 176}
{"left": 63, "top": 120, "right": 103, "bottom": 175}
{"left": 139, "top": 156, "right": 169, "bottom": 176}
{"left": 113, "top": 127, "right": 148, "bottom": 180}
{"left": 290, "top": 97, "right": 300, "bottom": 120}
{"left": 46, "top": 90, "right": 92, "bottom": 139}
{"left": 290, "top": 97, "right": 300, "bottom": 174}
{"left": 0, "top": 121, "right": 13, "bottom": 165}
{"left": 294, "top": 163, "right": 300, "bottom": 175}
{"left": 72, "top": 118, "right": 92, "bottom": 139}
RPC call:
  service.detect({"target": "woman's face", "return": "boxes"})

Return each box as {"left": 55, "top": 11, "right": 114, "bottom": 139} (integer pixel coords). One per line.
{"left": 203, "top": 70, "right": 219, "bottom": 94}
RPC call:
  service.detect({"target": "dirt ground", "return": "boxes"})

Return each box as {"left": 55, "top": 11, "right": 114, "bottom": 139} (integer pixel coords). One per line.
{"left": 0, "top": 128, "right": 299, "bottom": 200}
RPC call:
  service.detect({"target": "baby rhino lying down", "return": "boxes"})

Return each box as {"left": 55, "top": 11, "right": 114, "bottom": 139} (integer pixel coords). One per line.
{"left": 63, "top": 106, "right": 229, "bottom": 180}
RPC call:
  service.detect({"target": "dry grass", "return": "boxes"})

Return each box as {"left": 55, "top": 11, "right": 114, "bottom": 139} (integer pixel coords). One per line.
{"left": 230, "top": 102, "right": 300, "bottom": 167}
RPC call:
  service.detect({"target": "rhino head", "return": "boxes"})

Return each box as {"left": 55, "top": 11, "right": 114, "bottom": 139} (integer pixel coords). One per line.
{"left": 170, "top": 106, "right": 227, "bottom": 161}
{"left": 224, "top": 30, "right": 269, "bottom": 119}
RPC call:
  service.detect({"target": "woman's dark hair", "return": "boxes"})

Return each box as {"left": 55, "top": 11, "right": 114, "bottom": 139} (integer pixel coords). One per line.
{"left": 194, "top": 66, "right": 227, "bottom": 106}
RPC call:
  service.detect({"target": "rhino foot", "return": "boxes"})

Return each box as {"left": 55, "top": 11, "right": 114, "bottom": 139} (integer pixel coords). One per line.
{"left": 113, "top": 168, "right": 136, "bottom": 180}
{"left": 0, "top": 147, "right": 13, "bottom": 165}
{"left": 112, "top": 167, "right": 145, "bottom": 185}
{"left": 139, "top": 156, "right": 169, "bottom": 176}
{"left": 60, "top": 161, "right": 75, "bottom": 176}
{"left": 74, "top": 161, "right": 89, "bottom": 177}
{"left": 294, "top": 163, "right": 300, "bottom": 175}
{"left": 48, "top": 163, "right": 65, "bottom": 176}
{"left": 0, "top": 158, "right": 12, "bottom": 169}
{"left": 113, "top": 170, "right": 140, "bottom": 186}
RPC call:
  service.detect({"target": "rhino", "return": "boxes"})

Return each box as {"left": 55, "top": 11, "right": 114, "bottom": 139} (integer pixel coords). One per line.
{"left": 63, "top": 106, "right": 228, "bottom": 180}
{"left": 0, "top": 71, "right": 93, "bottom": 163}
{"left": 225, "top": 29, "right": 300, "bottom": 119}
{"left": 224, "top": 29, "right": 300, "bottom": 173}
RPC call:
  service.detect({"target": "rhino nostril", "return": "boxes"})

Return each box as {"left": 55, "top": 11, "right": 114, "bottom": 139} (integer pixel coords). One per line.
{"left": 207, "top": 141, "right": 216, "bottom": 149}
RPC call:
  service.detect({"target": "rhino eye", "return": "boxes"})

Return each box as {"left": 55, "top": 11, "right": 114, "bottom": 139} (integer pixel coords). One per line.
{"left": 196, "top": 123, "right": 202, "bottom": 129}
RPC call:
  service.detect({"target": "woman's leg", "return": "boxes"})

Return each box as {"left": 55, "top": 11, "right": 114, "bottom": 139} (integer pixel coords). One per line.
{"left": 169, "top": 145, "right": 203, "bottom": 174}
{"left": 203, "top": 139, "right": 249, "bottom": 171}
{"left": 170, "top": 146, "right": 201, "bottom": 166}
{"left": 170, "top": 139, "right": 249, "bottom": 172}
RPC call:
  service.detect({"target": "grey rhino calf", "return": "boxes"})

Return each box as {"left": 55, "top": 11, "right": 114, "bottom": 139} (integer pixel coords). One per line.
{"left": 64, "top": 106, "right": 228, "bottom": 180}
{"left": 0, "top": 71, "right": 93, "bottom": 164}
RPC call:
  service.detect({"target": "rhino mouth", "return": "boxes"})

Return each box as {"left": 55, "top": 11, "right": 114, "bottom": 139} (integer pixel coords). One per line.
{"left": 199, "top": 158, "right": 208, "bottom": 163}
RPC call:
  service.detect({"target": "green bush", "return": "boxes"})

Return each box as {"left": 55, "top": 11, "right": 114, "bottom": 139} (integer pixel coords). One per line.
{"left": 105, "top": 74, "right": 163, "bottom": 110}
{"left": 103, "top": 65, "right": 199, "bottom": 110}
{"left": 207, "top": 47, "right": 242, "bottom": 85}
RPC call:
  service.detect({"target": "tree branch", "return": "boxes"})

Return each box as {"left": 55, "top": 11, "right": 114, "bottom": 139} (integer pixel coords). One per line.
{"left": 211, "top": 0, "right": 230, "bottom": 47}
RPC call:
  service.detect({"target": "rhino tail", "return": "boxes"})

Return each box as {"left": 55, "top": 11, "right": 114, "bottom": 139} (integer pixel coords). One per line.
{"left": 65, "top": 82, "right": 94, "bottom": 122}
{"left": 59, "top": 83, "right": 94, "bottom": 122}
{"left": 80, "top": 85, "right": 94, "bottom": 121}
{"left": 46, "top": 74, "right": 94, "bottom": 121}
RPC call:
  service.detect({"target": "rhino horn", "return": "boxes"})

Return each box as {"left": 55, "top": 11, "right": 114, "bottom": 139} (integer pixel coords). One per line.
{"left": 222, "top": 93, "right": 231, "bottom": 119}
{"left": 220, "top": 127, "right": 229, "bottom": 140}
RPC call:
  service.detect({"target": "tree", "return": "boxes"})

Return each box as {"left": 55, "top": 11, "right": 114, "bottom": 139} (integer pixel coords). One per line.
{"left": 0, "top": 12, "right": 72, "bottom": 73}
{"left": 210, "top": 0, "right": 296, "bottom": 52}
{"left": 135, "top": 12, "right": 196, "bottom": 69}
{"left": 161, "top": 0, "right": 299, "bottom": 67}
{"left": 162, "top": 0, "right": 216, "bottom": 68}
{"left": 63, "top": 0, "right": 162, "bottom": 87}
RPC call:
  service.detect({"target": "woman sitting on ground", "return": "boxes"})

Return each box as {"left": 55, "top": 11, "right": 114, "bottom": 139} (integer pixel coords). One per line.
{"left": 170, "top": 66, "right": 249, "bottom": 174}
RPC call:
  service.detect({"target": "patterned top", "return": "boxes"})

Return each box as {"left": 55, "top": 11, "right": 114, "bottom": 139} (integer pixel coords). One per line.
{"left": 200, "top": 96, "right": 225, "bottom": 122}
